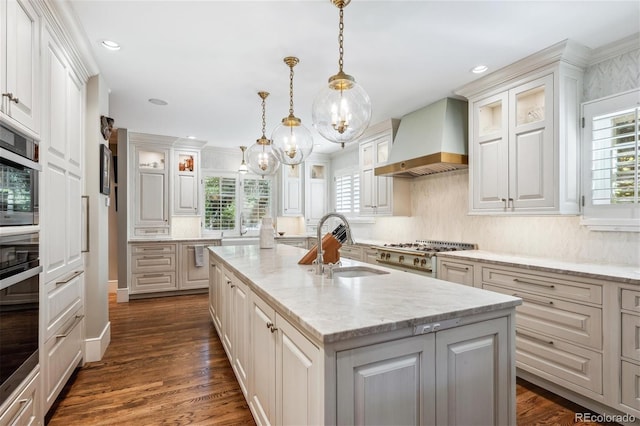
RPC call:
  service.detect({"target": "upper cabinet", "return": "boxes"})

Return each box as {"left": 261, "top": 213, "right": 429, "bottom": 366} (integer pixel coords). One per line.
{"left": 280, "top": 163, "right": 303, "bottom": 216}
{"left": 0, "top": 0, "right": 39, "bottom": 137}
{"left": 173, "top": 150, "right": 200, "bottom": 215}
{"left": 131, "top": 143, "right": 170, "bottom": 237}
{"left": 305, "top": 159, "right": 329, "bottom": 225}
{"left": 359, "top": 119, "right": 410, "bottom": 216}
{"left": 457, "top": 40, "right": 587, "bottom": 215}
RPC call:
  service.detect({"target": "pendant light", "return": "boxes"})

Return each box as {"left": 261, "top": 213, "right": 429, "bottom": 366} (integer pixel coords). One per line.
{"left": 272, "top": 56, "right": 313, "bottom": 167}
{"left": 312, "top": 0, "right": 371, "bottom": 147}
{"left": 238, "top": 146, "right": 249, "bottom": 174}
{"left": 247, "top": 91, "right": 280, "bottom": 177}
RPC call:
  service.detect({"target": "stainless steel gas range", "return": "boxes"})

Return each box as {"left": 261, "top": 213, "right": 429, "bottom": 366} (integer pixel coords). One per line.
{"left": 374, "top": 240, "right": 477, "bottom": 277}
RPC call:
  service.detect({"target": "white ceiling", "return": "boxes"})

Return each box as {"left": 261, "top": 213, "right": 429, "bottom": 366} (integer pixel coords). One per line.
{"left": 66, "top": 0, "right": 640, "bottom": 154}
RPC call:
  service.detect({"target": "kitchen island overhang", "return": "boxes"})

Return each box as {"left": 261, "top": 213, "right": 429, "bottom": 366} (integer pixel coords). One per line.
{"left": 208, "top": 244, "right": 522, "bottom": 425}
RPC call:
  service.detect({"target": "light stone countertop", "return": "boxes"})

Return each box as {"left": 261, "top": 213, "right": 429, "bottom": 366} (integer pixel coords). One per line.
{"left": 209, "top": 244, "right": 521, "bottom": 344}
{"left": 436, "top": 250, "right": 640, "bottom": 285}
{"left": 129, "top": 237, "right": 222, "bottom": 243}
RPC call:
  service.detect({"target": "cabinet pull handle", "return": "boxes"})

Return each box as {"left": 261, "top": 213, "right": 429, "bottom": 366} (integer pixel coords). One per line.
{"left": 508, "top": 198, "right": 514, "bottom": 209}
{"left": 501, "top": 198, "right": 507, "bottom": 209}
{"left": 516, "top": 330, "right": 554, "bottom": 345}
{"left": 266, "top": 321, "right": 274, "bottom": 329}
{"left": 56, "top": 315, "right": 84, "bottom": 339}
{"left": 226, "top": 280, "right": 232, "bottom": 285}
{"left": 513, "top": 278, "right": 555, "bottom": 289}
{"left": 142, "top": 273, "right": 164, "bottom": 278}
{"left": 230, "top": 284, "right": 236, "bottom": 288}
{"left": 141, "top": 247, "right": 164, "bottom": 251}
{"left": 142, "top": 255, "right": 164, "bottom": 259}
{"left": 270, "top": 325, "right": 278, "bottom": 333}
{"left": 56, "top": 270, "right": 84, "bottom": 285}
{"left": 446, "top": 264, "right": 469, "bottom": 272}
{"left": 512, "top": 293, "right": 554, "bottom": 306}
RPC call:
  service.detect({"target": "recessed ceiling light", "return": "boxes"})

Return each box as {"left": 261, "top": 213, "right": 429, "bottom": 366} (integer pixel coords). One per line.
{"left": 471, "top": 65, "right": 488, "bottom": 74}
{"left": 148, "top": 98, "right": 168, "bottom": 106}
{"left": 101, "top": 40, "right": 121, "bottom": 51}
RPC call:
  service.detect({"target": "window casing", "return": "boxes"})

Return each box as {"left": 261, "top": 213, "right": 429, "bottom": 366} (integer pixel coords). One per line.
{"left": 203, "top": 173, "right": 274, "bottom": 235}
{"left": 582, "top": 89, "right": 640, "bottom": 231}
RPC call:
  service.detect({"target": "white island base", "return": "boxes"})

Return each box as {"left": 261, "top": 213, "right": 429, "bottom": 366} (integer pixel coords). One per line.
{"left": 208, "top": 245, "right": 521, "bottom": 425}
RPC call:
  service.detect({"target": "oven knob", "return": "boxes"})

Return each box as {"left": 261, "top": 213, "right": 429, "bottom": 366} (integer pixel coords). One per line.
{"left": 413, "top": 258, "right": 420, "bottom": 266}
{"left": 399, "top": 255, "right": 404, "bottom": 263}
{"left": 386, "top": 253, "right": 391, "bottom": 260}
{"left": 379, "top": 252, "right": 384, "bottom": 259}
{"left": 421, "top": 258, "right": 427, "bottom": 267}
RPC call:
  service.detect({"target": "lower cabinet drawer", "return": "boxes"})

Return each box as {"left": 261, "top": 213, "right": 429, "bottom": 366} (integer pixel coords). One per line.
{"left": 339, "top": 245, "right": 363, "bottom": 261}
{"left": 622, "top": 288, "right": 640, "bottom": 313}
{"left": 131, "top": 253, "right": 176, "bottom": 273}
{"left": 621, "top": 360, "right": 640, "bottom": 411}
{"left": 516, "top": 329, "right": 602, "bottom": 395}
{"left": 484, "top": 284, "right": 602, "bottom": 349}
{"left": 45, "top": 271, "right": 83, "bottom": 340}
{"left": 622, "top": 312, "right": 640, "bottom": 362}
{"left": 131, "top": 272, "right": 177, "bottom": 293}
{"left": 0, "top": 369, "right": 39, "bottom": 426}
{"left": 44, "top": 314, "right": 84, "bottom": 410}
{"left": 133, "top": 227, "right": 170, "bottom": 237}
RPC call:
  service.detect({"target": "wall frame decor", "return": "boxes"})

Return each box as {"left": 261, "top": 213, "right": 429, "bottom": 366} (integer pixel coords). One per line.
{"left": 100, "top": 144, "right": 111, "bottom": 195}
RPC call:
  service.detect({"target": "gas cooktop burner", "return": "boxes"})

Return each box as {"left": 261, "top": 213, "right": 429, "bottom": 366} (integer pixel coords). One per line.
{"left": 382, "top": 240, "right": 477, "bottom": 252}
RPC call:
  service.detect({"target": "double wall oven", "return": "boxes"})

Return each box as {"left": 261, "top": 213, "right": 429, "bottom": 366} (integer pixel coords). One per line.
{"left": 0, "top": 124, "right": 41, "bottom": 404}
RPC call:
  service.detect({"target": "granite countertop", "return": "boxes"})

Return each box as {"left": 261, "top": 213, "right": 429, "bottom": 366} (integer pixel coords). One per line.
{"left": 436, "top": 250, "right": 640, "bottom": 285}
{"left": 209, "top": 245, "right": 521, "bottom": 344}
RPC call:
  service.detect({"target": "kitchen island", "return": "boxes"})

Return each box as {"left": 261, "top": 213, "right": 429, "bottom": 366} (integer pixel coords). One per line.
{"left": 208, "top": 244, "right": 521, "bottom": 425}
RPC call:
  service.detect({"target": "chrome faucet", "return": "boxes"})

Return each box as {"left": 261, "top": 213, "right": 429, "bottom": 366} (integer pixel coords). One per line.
{"left": 316, "top": 212, "right": 354, "bottom": 275}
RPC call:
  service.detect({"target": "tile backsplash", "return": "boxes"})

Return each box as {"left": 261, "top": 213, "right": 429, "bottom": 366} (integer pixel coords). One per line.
{"left": 363, "top": 170, "right": 640, "bottom": 267}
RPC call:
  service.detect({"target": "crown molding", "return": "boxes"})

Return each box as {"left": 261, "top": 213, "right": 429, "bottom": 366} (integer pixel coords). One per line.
{"left": 588, "top": 33, "right": 640, "bottom": 65}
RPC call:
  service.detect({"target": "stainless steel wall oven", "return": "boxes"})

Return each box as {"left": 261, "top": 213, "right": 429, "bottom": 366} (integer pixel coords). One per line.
{"left": 0, "top": 124, "right": 40, "bottom": 226}
{"left": 0, "top": 232, "right": 40, "bottom": 404}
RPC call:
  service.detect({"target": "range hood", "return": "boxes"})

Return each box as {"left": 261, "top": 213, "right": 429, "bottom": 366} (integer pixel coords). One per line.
{"left": 375, "top": 97, "right": 468, "bottom": 178}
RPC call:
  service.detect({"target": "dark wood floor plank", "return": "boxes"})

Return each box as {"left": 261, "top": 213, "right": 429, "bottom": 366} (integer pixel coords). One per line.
{"left": 47, "top": 293, "right": 610, "bottom": 425}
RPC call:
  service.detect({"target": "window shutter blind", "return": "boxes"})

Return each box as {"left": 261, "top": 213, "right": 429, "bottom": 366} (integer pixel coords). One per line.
{"left": 204, "top": 176, "right": 237, "bottom": 230}
{"left": 241, "top": 178, "right": 272, "bottom": 229}
{"left": 335, "top": 171, "right": 360, "bottom": 214}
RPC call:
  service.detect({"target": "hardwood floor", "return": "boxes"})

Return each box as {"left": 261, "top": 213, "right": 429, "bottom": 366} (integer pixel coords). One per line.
{"left": 46, "top": 293, "right": 609, "bottom": 426}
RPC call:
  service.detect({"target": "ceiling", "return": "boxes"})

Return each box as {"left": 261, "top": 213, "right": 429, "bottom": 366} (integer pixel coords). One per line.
{"left": 66, "top": 1, "right": 639, "bottom": 154}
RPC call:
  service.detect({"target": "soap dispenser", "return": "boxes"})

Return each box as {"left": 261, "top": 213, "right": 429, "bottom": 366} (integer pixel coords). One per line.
{"left": 260, "top": 217, "right": 275, "bottom": 249}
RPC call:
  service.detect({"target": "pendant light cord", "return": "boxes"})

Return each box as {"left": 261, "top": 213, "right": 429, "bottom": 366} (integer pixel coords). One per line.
{"left": 338, "top": 5, "right": 344, "bottom": 73}
{"left": 289, "top": 63, "right": 295, "bottom": 117}
{"left": 261, "top": 96, "right": 267, "bottom": 138}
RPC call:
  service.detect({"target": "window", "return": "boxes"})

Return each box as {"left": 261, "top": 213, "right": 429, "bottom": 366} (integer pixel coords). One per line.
{"left": 335, "top": 168, "right": 360, "bottom": 215}
{"left": 582, "top": 89, "right": 639, "bottom": 231}
{"left": 203, "top": 174, "right": 273, "bottom": 234}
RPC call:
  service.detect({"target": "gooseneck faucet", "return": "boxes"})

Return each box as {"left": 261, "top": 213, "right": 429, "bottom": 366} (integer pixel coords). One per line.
{"left": 316, "top": 212, "right": 354, "bottom": 275}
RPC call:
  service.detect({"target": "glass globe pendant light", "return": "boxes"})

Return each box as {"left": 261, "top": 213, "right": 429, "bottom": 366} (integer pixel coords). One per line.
{"left": 272, "top": 56, "right": 313, "bottom": 167}
{"left": 247, "top": 91, "right": 280, "bottom": 177}
{"left": 238, "top": 145, "right": 249, "bottom": 174}
{"left": 312, "top": 0, "right": 371, "bottom": 147}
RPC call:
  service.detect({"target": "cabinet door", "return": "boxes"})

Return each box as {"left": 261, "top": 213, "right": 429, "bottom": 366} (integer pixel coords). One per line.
{"left": 509, "top": 74, "right": 554, "bottom": 209}
{"left": 2, "top": 0, "right": 39, "bottom": 133}
{"left": 435, "top": 317, "right": 510, "bottom": 426}
{"left": 306, "top": 162, "right": 327, "bottom": 222}
{"left": 180, "top": 245, "right": 209, "bottom": 289}
{"left": 281, "top": 163, "right": 303, "bottom": 216}
{"left": 276, "top": 313, "right": 322, "bottom": 426}
{"left": 472, "top": 92, "right": 509, "bottom": 210}
{"left": 174, "top": 151, "right": 199, "bottom": 215}
{"left": 221, "top": 271, "right": 234, "bottom": 359}
{"left": 133, "top": 147, "right": 169, "bottom": 229}
{"left": 232, "top": 277, "right": 250, "bottom": 398}
{"left": 249, "top": 293, "right": 277, "bottom": 426}
{"left": 337, "top": 334, "right": 436, "bottom": 426}
{"left": 359, "top": 141, "right": 375, "bottom": 214}
{"left": 211, "top": 262, "right": 223, "bottom": 334}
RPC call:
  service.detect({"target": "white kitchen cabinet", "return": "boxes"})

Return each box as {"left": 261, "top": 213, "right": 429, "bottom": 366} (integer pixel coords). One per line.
{"left": 0, "top": 367, "right": 40, "bottom": 426}
{"left": 305, "top": 160, "right": 328, "bottom": 224}
{"left": 620, "top": 286, "right": 640, "bottom": 414}
{"left": 337, "top": 317, "right": 510, "bottom": 426}
{"left": 131, "top": 145, "right": 170, "bottom": 236}
{"left": 208, "top": 254, "right": 223, "bottom": 335}
{"left": 437, "top": 258, "right": 475, "bottom": 286}
{"left": 129, "top": 243, "right": 177, "bottom": 294}
{"left": 178, "top": 243, "right": 211, "bottom": 290}
{"left": 248, "top": 291, "right": 321, "bottom": 426}
{"left": 280, "top": 163, "right": 303, "bottom": 216}
{"left": 337, "top": 334, "right": 435, "bottom": 425}
{"left": 41, "top": 26, "right": 84, "bottom": 285}
{"left": 276, "top": 237, "right": 308, "bottom": 248}
{"left": 359, "top": 120, "right": 410, "bottom": 216}
{"left": 173, "top": 150, "right": 199, "bottom": 215}
{"left": 338, "top": 244, "right": 363, "bottom": 261}
{"left": 458, "top": 42, "right": 583, "bottom": 215}
{"left": 231, "top": 272, "right": 250, "bottom": 398}
{"left": 0, "top": 0, "right": 39, "bottom": 136}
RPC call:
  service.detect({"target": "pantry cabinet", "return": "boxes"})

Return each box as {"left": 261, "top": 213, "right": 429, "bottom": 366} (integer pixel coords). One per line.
{"left": 359, "top": 119, "right": 410, "bottom": 216}
{"left": 0, "top": 0, "right": 40, "bottom": 136}
{"left": 457, "top": 41, "right": 584, "bottom": 215}
{"left": 131, "top": 145, "right": 170, "bottom": 237}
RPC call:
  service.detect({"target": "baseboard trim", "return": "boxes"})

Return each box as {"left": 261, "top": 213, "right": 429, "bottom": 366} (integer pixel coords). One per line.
{"left": 116, "top": 287, "right": 129, "bottom": 303}
{"left": 84, "top": 321, "right": 111, "bottom": 362}
{"left": 108, "top": 279, "right": 118, "bottom": 293}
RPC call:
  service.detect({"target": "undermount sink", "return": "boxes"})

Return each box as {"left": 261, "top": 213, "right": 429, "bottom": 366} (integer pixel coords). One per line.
{"left": 330, "top": 266, "right": 390, "bottom": 279}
